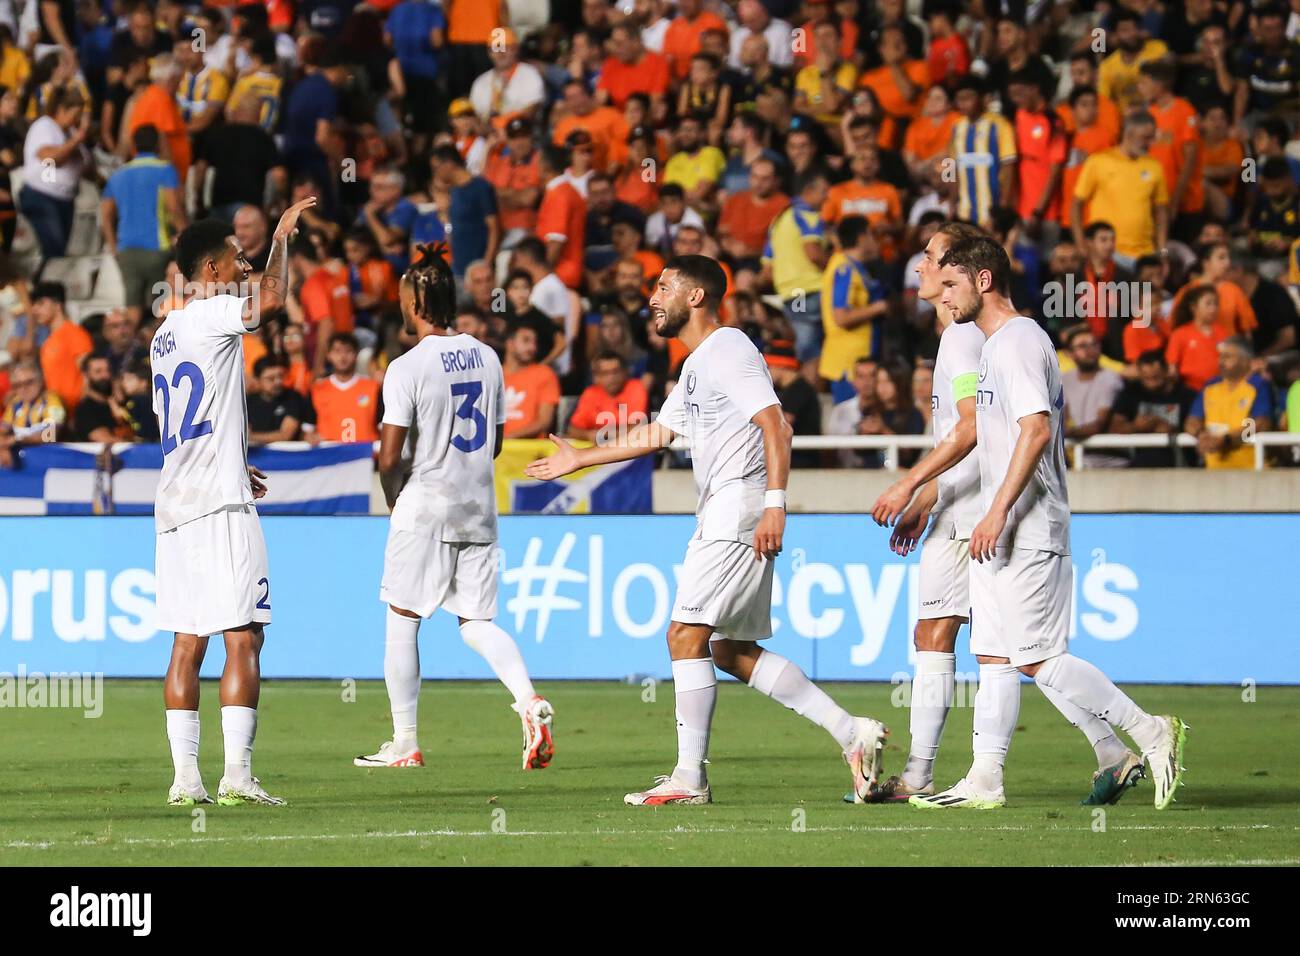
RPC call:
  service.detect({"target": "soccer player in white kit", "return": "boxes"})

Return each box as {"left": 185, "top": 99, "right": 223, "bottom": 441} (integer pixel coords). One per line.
{"left": 867, "top": 223, "right": 1144, "bottom": 806}
{"left": 912, "top": 236, "right": 1186, "bottom": 810}
{"left": 525, "top": 255, "right": 889, "bottom": 805}
{"left": 154, "top": 198, "right": 317, "bottom": 807}
{"left": 355, "top": 245, "right": 554, "bottom": 771}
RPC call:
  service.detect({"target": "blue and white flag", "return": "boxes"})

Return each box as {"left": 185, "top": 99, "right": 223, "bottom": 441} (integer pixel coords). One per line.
{"left": 0, "top": 443, "right": 374, "bottom": 516}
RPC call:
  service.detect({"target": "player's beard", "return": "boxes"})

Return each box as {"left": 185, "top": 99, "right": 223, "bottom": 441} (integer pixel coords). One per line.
{"left": 655, "top": 302, "right": 690, "bottom": 338}
{"left": 952, "top": 295, "right": 983, "bottom": 325}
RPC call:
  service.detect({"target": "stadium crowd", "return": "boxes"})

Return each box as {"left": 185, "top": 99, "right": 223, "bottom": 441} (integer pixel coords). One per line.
{"left": 2, "top": 0, "right": 1300, "bottom": 473}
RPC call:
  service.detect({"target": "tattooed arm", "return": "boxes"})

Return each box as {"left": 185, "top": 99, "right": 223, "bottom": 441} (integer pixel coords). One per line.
{"left": 249, "top": 197, "right": 318, "bottom": 329}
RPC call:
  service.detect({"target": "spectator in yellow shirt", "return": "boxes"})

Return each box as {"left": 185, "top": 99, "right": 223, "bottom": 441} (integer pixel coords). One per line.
{"left": 1184, "top": 336, "right": 1274, "bottom": 470}
{"left": 1097, "top": 10, "right": 1168, "bottom": 110}
{"left": 794, "top": 20, "right": 858, "bottom": 128}
{"left": 662, "top": 113, "right": 726, "bottom": 216}
{"left": 1071, "top": 111, "right": 1169, "bottom": 266}
{"left": 820, "top": 215, "right": 889, "bottom": 394}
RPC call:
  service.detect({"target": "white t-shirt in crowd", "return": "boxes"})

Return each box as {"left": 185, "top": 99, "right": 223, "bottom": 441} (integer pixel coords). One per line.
{"left": 974, "top": 316, "right": 1071, "bottom": 554}
{"left": 469, "top": 62, "right": 546, "bottom": 123}
{"left": 382, "top": 332, "right": 506, "bottom": 544}
{"left": 151, "top": 295, "right": 254, "bottom": 532}
{"left": 657, "top": 327, "right": 780, "bottom": 543}
{"left": 932, "top": 319, "right": 985, "bottom": 537}
{"left": 23, "top": 116, "right": 84, "bottom": 201}
{"left": 728, "top": 19, "right": 795, "bottom": 69}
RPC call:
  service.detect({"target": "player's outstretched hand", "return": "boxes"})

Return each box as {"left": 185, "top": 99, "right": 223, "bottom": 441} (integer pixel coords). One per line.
{"left": 968, "top": 510, "right": 1005, "bottom": 563}
{"left": 248, "top": 465, "right": 269, "bottom": 499}
{"left": 753, "top": 507, "right": 784, "bottom": 561}
{"left": 889, "top": 505, "right": 928, "bottom": 556}
{"left": 524, "top": 434, "right": 581, "bottom": 481}
{"left": 273, "top": 196, "right": 319, "bottom": 242}
{"left": 870, "top": 480, "right": 912, "bottom": 527}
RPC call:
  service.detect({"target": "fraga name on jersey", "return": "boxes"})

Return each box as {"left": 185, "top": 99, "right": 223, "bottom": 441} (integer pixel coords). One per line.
{"left": 151, "top": 330, "right": 178, "bottom": 361}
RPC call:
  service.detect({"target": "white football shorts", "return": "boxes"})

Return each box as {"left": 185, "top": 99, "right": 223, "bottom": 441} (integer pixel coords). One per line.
{"left": 155, "top": 503, "right": 271, "bottom": 637}
{"left": 917, "top": 521, "right": 971, "bottom": 620}
{"left": 379, "top": 528, "right": 498, "bottom": 620}
{"left": 969, "top": 547, "right": 1071, "bottom": 666}
{"left": 672, "top": 537, "right": 774, "bottom": 642}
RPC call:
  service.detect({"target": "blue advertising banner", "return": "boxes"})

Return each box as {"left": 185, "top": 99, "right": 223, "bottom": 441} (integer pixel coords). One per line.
{"left": 0, "top": 514, "right": 1295, "bottom": 684}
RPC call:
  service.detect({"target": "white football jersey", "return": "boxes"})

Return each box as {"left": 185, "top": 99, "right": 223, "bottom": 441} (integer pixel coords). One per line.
{"left": 974, "top": 316, "right": 1071, "bottom": 555}
{"left": 382, "top": 333, "right": 506, "bottom": 544}
{"left": 931, "top": 319, "right": 985, "bottom": 537}
{"left": 657, "top": 327, "right": 780, "bottom": 543}
{"left": 150, "top": 295, "right": 254, "bottom": 532}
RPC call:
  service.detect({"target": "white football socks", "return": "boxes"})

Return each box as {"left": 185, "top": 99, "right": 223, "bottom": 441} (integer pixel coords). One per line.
{"left": 672, "top": 658, "right": 716, "bottom": 790}
{"left": 901, "top": 651, "right": 955, "bottom": 789}
{"left": 748, "top": 650, "right": 856, "bottom": 749}
{"left": 221, "top": 705, "right": 257, "bottom": 788}
{"left": 1037, "top": 681, "right": 1129, "bottom": 769}
{"left": 459, "top": 620, "right": 536, "bottom": 709}
{"left": 384, "top": 608, "right": 422, "bottom": 751}
{"left": 969, "top": 663, "right": 1021, "bottom": 792}
{"left": 166, "top": 709, "right": 201, "bottom": 787}
{"left": 1033, "top": 654, "right": 1164, "bottom": 753}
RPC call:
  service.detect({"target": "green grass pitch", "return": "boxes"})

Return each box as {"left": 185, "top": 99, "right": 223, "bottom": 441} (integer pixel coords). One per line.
{"left": 2, "top": 680, "right": 1296, "bottom": 866}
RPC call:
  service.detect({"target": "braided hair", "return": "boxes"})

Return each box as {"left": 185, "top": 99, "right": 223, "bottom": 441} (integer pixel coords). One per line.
{"left": 403, "top": 242, "right": 457, "bottom": 329}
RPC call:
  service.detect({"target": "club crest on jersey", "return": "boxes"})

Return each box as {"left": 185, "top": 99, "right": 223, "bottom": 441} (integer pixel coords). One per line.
{"left": 686, "top": 371, "right": 697, "bottom": 394}
{"left": 978, "top": 360, "right": 987, "bottom": 382}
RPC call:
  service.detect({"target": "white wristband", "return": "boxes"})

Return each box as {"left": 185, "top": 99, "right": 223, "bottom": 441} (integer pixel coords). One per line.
{"left": 764, "top": 490, "right": 786, "bottom": 511}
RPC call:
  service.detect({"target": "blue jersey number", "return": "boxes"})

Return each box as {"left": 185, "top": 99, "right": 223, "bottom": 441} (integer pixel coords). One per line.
{"left": 154, "top": 362, "right": 214, "bottom": 456}
{"left": 256, "top": 577, "right": 271, "bottom": 610}
{"left": 450, "top": 381, "right": 488, "bottom": 452}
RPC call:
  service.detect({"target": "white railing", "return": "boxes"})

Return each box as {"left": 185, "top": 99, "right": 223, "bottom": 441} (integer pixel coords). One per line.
{"left": 778, "top": 433, "right": 1300, "bottom": 471}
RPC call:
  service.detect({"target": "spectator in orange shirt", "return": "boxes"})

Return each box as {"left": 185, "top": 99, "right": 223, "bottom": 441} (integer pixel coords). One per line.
{"left": 596, "top": 24, "right": 671, "bottom": 117}
{"left": 502, "top": 324, "right": 561, "bottom": 439}
{"left": 536, "top": 145, "right": 588, "bottom": 290}
{"left": 1060, "top": 86, "right": 1118, "bottom": 230}
{"left": 1122, "top": 254, "right": 1173, "bottom": 362}
{"left": 1166, "top": 285, "right": 1228, "bottom": 392}
{"left": 1199, "top": 103, "right": 1244, "bottom": 221}
{"left": 717, "top": 157, "right": 789, "bottom": 265}
{"left": 610, "top": 219, "right": 665, "bottom": 293}
{"left": 32, "top": 281, "right": 92, "bottom": 412}
{"left": 821, "top": 146, "right": 901, "bottom": 235}
{"left": 858, "top": 26, "right": 927, "bottom": 150}
{"left": 1009, "top": 69, "right": 1068, "bottom": 238}
{"left": 291, "top": 237, "right": 355, "bottom": 377}
{"left": 566, "top": 351, "right": 650, "bottom": 442}
{"left": 554, "top": 81, "right": 629, "bottom": 174}
{"left": 1059, "top": 52, "right": 1122, "bottom": 140}
{"left": 343, "top": 228, "right": 399, "bottom": 336}
{"left": 444, "top": 0, "right": 502, "bottom": 99}
{"left": 310, "top": 333, "right": 380, "bottom": 442}
{"left": 486, "top": 116, "right": 544, "bottom": 244}
{"left": 614, "top": 124, "right": 661, "bottom": 214}
{"left": 925, "top": 3, "right": 970, "bottom": 86}
{"left": 124, "top": 53, "right": 189, "bottom": 184}
{"left": 903, "top": 85, "right": 959, "bottom": 179}
{"left": 1169, "top": 241, "right": 1258, "bottom": 337}
{"left": 1138, "top": 59, "right": 1203, "bottom": 232}
{"left": 794, "top": 0, "right": 858, "bottom": 68}
{"left": 662, "top": 0, "right": 729, "bottom": 82}
{"left": 281, "top": 323, "right": 314, "bottom": 396}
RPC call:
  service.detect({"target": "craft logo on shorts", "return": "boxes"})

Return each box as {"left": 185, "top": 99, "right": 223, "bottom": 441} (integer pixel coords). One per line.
{"left": 685, "top": 371, "right": 697, "bottom": 395}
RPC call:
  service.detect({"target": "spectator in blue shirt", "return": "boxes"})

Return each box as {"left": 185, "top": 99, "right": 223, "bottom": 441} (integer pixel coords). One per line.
{"left": 100, "top": 125, "right": 186, "bottom": 326}
{"left": 386, "top": 0, "right": 446, "bottom": 140}
{"left": 431, "top": 144, "right": 500, "bottom": 278}
{"left": 358, "top": 166, "right": 419, "bottom": 276}
{"left": 284, "top": 46, "right": 346, "bottom": 213}
{"left": 76, "top": 0, "right": 115, "bottom": 98}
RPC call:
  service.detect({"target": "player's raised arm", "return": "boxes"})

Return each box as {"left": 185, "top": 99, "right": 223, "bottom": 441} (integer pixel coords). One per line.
{"left": 248, "top": 196, "right": 318, "bottom": 328}
{"left": 523, "top": 421, "right": 677, "bottom": 481}
{"left": 871, "top": 392, "right": 976, "bottom": 526}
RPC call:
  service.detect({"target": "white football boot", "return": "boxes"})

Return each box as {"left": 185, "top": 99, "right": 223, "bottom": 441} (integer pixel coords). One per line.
{"left": 909, "top": 777, "right": 1006, "bottom": 810}
{"left": 624, "top": 774, "right": 712, "bottom": 806}
{"left": 1142, "top": 715, "right": 1187, "bottom": 810}
{"left": 216, "top": 776, "right": 286, "bottom": 806}
{"left": 843, "top": 716, "right": 890, "bottom": 803}
{"left": 353, "top": 740, "right": 426, "bottom": 768}
{"left": 519, "top": 696, "right": 555, "bottom": 770}
{"left": 166, "top": 780, "right": 214, "bottom": 806}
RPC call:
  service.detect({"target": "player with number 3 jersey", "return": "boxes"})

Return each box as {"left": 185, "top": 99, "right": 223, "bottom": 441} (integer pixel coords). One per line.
{"left": 153, "top": 198, "right": 317, "bottom": 808}
{"left": 355, "top": 244, "right": 554, "bottom": 773}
